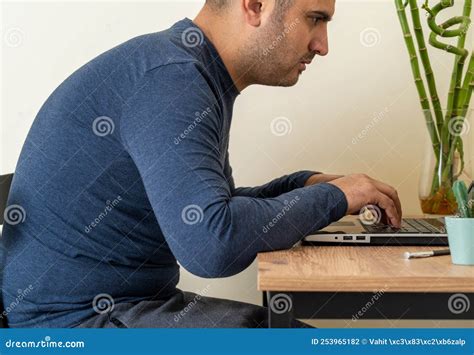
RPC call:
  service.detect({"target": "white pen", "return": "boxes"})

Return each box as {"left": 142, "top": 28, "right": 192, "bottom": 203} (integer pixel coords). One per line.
{"left": 404, "top": 249, "right": 450, "bottom": 259}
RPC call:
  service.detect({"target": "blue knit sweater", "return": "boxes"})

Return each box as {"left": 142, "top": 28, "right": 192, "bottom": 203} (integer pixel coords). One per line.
{"left": 1, "top": 18, "right": 348, "bottom": 327}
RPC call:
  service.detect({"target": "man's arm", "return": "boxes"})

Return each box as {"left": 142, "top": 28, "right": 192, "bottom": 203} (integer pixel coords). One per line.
{"left": 121, "top": 63, "right": 348, "bottom": 279}
{"left": 225, "top": 153, "right": 344, "bottom": 197}
{"left": 224, "top": 154, "right": 321, "bottom": 198}
{"left": 232, "top": 171, "right": 318, "bottom": 197}
{"left": 304, "top": 173, "right": 345, "bottom": 186}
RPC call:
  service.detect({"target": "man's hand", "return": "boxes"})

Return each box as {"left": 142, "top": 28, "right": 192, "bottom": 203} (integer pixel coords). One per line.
{"left": 304, "top": 173, "right": 345, "bottom": 186}
{"left": 327, "top": 174, "right": 403, "bottom": 228}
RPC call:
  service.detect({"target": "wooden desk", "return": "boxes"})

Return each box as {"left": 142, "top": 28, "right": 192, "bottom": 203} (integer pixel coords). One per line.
{"left": 258, "top": 246, "right": 474, "bottom": 327}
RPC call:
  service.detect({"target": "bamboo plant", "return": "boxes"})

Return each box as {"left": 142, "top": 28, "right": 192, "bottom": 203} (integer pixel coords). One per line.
{"left": 395, "top": 0, "right": 473, "bottom": 214}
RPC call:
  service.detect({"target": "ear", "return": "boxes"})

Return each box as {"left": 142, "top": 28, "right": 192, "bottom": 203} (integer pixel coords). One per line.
{"left": 241, "top": 0, "right": 267, "bottom": 27}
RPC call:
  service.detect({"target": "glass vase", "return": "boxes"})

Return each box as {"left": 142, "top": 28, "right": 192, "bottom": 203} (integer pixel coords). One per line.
{"left": 419, "top": 110, "right": 473, "bottom": 215}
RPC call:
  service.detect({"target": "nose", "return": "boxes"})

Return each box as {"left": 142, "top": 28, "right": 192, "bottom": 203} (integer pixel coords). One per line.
{"left": 309, "top": 27, "right": 329, "bottom": 56}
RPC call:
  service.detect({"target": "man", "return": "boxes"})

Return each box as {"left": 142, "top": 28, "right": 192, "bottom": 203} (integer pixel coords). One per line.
{"left": 2, "top": 0, "right": 402, "bottom": 328}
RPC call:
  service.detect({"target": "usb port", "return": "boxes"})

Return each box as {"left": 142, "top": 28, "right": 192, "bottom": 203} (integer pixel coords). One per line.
{"left": 356, "top": 236, "right": 365, "bottom": 241}
{"left": 343, "top": 236, "right": 353, "bottom": 241}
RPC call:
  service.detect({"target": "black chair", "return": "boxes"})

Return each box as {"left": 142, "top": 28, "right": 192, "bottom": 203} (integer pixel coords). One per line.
{"left": 0, "top": 173, "right": 14, "bottom": 328}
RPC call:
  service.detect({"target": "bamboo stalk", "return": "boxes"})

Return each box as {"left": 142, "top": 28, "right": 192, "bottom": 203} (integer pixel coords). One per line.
{"left": 441, "top": 0, "right": 473, "bottom": 183}
{"left": 429, "top": 18, "right": 469, "bottom": 165}
{"left": 395, "top": 0, "right": 441, "bottom": 162}
{"left": 454, "top": 136, "right": 465, "bottom": 180}
{"left": 459, "top": 0, "right": 474, "bottom": 117}
{"left": 397, "top": 0, "right": 472, "bottom": 212}
{"left": 427, "top": 17, "right": 467, "bottom": 156}
{"left": 424, "top": 1, "right": 471, "bottom": 189}
{"left": 460, "top": 54, "right": 474, "bottom": 116}
{"left": 446, "top": 15, "right": 471, "bottom": 119}
{"left": 425, "top": 1, "right": 470, "bottom": 120}
{"left": 409, "top": 0, "right": 444, "bottom": 139}
{"left": 447, "top": 16, "right": 472, "bottom": 118}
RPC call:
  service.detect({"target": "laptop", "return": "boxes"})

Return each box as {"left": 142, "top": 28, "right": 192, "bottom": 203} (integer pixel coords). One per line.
{"left": 303, "top": 214, "right": 448, "bottom": 246}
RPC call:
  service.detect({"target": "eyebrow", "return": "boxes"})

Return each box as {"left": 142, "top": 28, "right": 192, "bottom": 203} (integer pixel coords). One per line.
{"left": 307, "top": 10, "right": 333, "bottom": 22}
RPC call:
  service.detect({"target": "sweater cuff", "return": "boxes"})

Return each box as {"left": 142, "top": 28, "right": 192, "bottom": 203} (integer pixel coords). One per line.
{"left": 294, "top": 170, "right": 322, "bottom": 189}
{"left": 318, "top": 182, "right": 349, "bottom": 221}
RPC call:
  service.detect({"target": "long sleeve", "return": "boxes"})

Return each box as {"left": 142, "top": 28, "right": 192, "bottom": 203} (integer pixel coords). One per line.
{"left": 224, "top": 153, "right": 321, "bottom": 198}
{"left": 120, "top": 62, "right": 348, "bottom": 278}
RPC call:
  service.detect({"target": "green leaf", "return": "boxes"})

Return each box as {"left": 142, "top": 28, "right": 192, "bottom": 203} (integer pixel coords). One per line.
{"left": 453, "top": 180, "right": 470, "bottom": 217}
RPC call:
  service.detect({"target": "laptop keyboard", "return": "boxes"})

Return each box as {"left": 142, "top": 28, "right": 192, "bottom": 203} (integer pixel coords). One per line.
{"left": 360, "top": 218, "right": 446, "bottom": 234}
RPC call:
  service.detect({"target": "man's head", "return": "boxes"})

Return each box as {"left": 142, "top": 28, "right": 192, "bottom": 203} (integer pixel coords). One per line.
{"left": 206, "top": 0, "right": 293, "bottom": 19}
{"left": 196, "top": 0, "right": 335, "bottom": 89}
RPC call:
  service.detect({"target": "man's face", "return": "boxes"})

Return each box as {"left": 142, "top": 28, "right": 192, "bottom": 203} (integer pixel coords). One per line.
{"left": 243, "top": 0, "right": 335, "bottom": 87}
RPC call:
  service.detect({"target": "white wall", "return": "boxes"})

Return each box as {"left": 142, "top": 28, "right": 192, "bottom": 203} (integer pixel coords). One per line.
{"left": 1, "top": 0, "right": 471, "bottom": 311}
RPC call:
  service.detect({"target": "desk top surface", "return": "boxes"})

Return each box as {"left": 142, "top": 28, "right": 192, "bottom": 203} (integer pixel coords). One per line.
{"left": 258, "top": 245, "right": 473, "bottom": 293}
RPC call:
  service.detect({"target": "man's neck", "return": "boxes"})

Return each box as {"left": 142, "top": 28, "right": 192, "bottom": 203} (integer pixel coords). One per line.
{"left": 193, "top": 9, "right": 249, "bottom": 92}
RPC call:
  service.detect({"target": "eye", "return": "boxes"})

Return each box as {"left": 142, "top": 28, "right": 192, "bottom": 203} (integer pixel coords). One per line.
{"left": 309, "top": 16, "right": 322, "bottom": 25}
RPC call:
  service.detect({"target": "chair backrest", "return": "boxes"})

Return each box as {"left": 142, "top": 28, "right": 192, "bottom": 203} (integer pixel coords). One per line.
{"left": 0, "top": 173, "right": 13, "bottom": 328}
{"left": 0, "top": 174, "right": 14, "bottom": 225}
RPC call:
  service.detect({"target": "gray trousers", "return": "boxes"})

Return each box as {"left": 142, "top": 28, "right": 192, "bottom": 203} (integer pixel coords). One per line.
{"left": 75, "top": 289, "right": 311, "bottom": 328}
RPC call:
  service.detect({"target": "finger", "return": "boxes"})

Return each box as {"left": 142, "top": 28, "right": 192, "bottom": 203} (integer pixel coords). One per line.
{"left": 375, "top": 192, "right": 401, "bottom": 228}
{"left": 372, "top": 180, "right": 402, "bottom": 219}
{"left": 372, "top": 180, "right": 402, "bottom": 218}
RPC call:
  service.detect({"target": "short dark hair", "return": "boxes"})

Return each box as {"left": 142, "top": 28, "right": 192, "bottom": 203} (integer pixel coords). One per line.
{"left": 206, "top": 0, "right": 293, "bottom": 15}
